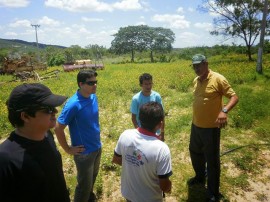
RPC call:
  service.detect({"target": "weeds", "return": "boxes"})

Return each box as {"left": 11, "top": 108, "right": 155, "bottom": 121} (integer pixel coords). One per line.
{"left": 0, "top": 54, "right": 270, "bottom": 201}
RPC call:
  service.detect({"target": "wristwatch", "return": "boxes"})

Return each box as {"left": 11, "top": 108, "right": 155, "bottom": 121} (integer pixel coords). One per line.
{"left": 222, "top": 107, "right": 228, "bottom": 113}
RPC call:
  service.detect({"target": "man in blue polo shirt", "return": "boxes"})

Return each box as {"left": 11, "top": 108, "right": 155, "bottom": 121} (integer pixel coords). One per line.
{"left": 55, "top": 70, "right": 101, "bottom": 202}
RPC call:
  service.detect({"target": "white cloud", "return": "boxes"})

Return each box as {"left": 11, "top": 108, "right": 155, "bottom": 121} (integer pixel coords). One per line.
{"left": 175, "top": 32, "right": 201, "bottom": 47}
{"left": 4, "top": 31, "right": 18, "bottom": 36}
{"left": 9, "top": 19, "right": 31, "bottom": 28}
{"left": 188, "top": 7, "right": 194, "bottom": 12}
{"left": 194, "top": 22, "right": 212, "bottom": 31}
{"left": 38, "top": 16, "right": 61, "bottom": 27}
{"left": 0, "top": 0, "right": 30, "bottom": 7}
{"left": 44, "top": 0, "right": 143, "bottom": 12}
{"left": 135, "top": 21, "right": 146, "bottom": 25}
{"left": 113, "top": 0, "right": 142, "bottom": 11}
{"left": 82, "top": 17, "right": 104, "bottom": 22}
{"left": 176, "top": 7, "right": 184, "bottom": 13}
{"left": 44, "top": 0, "right": 113, "bottom": 12}
{"left": 152, "top": 14, "right": 190, "bottom": 29}
{"left": 78, "top": 27, "right": 91, "bottom": 34}
{"left": 178, "top": 32, "right": 199, "bottom": 40}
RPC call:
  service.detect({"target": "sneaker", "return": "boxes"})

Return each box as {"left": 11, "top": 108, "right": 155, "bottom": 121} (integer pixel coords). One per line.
{"left": 187, "top": 177, "right": 205, "bottom": 186}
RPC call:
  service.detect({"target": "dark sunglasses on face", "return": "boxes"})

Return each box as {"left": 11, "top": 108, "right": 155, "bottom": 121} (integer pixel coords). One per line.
{"left": 38, "top": 106, "right": 57, "bottom": 114}
{"left": 84, "top": 80, "right": 98, "bottom": 86}
{"left": 16, "top": 106, "right": 57, "bottom": 114}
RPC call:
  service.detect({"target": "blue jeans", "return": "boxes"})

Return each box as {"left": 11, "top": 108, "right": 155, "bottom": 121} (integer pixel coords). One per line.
{"left": 74, "top": 148, "right": 102, "bottom": 202}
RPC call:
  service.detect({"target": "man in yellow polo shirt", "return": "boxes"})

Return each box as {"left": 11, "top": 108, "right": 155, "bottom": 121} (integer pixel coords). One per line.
{"left": 188, "top": 54, "right": 239, "bottom": 202}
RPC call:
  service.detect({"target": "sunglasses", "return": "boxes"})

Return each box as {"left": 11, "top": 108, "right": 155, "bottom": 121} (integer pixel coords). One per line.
{"left": 16, "top": 106, "right": 57, "bottom": 114}
{"left": 84, "top": 80, "right": 98, "bottom": 86}
{"left": 38, "top": 106, "right": 57, "bottom": 114}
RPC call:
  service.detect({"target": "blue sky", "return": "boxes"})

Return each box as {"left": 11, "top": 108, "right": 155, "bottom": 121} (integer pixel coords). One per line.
{"left": 0, "top": 0, "right": 241, "bottom": 48}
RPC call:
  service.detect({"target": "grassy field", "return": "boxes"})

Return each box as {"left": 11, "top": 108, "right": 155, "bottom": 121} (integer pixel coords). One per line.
{"left": 0, "top": 54, "right": 270, "bottom": 201}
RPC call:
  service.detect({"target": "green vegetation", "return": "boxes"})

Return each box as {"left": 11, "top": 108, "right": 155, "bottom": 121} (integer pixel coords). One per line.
{"left": 0, "top": 53, "right": 270, "bottom": 201}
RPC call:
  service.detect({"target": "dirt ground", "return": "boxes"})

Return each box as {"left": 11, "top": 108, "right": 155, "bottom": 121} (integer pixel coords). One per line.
{"left": 227, "top": 150, "right": 270, "bottom": 202}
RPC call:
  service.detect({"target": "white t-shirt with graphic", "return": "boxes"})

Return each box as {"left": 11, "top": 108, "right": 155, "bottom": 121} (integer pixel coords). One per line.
{"left": 114, "top": 129, "right": 172, "bottom": 202}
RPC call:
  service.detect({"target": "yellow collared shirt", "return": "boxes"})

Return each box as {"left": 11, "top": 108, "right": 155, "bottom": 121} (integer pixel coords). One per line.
{"left": 192, "top": 70, "right": 236, "bottom": 128}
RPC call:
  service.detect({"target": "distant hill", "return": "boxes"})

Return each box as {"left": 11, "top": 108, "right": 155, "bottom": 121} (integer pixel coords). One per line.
{"left": 0, "top": 38, "right": 67, "bottom": 51}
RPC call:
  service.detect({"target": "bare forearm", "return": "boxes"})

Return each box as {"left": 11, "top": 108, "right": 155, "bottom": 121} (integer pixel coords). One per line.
{"left": 160, "top": 118, "right": 165, "bottom": 141}
{"left": 131, "top": 114, "right": 138, "bottom": 128}
{"left": 225, "top": 95, "right": 239, "bottom": 112}
{"left": 112, "top": 154, "right": 122, "bottom": 166}
{"left": 54, "top": 125, "right": 70, "bottom": 153}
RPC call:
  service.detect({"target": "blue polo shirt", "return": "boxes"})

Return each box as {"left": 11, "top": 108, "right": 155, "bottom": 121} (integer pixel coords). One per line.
{"left": 58, "top": 91, "right": 101, "bottom": 154}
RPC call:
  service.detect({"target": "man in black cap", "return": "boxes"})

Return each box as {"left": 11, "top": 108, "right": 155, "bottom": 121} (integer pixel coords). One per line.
{"left": 0, "top": 83, "right": 70, "bottom": 202}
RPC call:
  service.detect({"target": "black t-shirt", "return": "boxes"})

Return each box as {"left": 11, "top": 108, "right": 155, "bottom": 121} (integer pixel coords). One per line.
{"left": 0, "top": 131, "right": 70, "bottom": 202}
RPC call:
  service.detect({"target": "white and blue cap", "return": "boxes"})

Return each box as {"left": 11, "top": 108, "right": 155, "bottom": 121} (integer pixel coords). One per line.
{"left": 192, "top": 54, "right": 206, "bottom": 64}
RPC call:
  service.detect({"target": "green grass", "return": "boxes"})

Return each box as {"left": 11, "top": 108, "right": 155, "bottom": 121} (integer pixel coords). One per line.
{"left": 0, "top": 53, "right": 270, "bottom": 201}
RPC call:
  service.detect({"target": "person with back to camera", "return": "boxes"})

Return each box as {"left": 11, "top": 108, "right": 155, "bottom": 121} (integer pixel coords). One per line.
{"left": 55, "top": 70, "right": 101, "bottom": 202}
{"left": 188, "top": 54, "right": 239, "bottom": 202}
{"left": 130, "top": 73, "right": 165, "bottom": 141}
{"left": 112, "top": 101, "right": 172, "bottom": 202}
{"left": 0, "top": 83, "right": 70, "bottom": 202}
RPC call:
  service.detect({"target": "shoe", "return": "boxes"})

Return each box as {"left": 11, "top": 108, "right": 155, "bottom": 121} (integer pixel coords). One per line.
{"left": 187, "top": 177, "right": 205, "bottom": 186}
{"left": 206, "top": 193, "right": 224, "bottom": 202}
{"left": 88, "top": 192, "right": 97, "bottom": 202}
{"left": 207, "top": 196, "right": 217, "bottom": 202}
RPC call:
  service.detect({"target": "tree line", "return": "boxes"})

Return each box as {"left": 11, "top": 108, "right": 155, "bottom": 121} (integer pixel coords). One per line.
{"left": 1, "top": 0, "right": 270, "bottom": 68}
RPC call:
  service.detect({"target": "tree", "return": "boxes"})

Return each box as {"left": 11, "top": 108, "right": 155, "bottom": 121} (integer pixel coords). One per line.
{"left": 110, "top": 25, "right": 175, "bottom": 62}
{"left": 110, "top": 26, "right": 141, "bottom": 62}
{"left": 201, "top": 0, "right": 270, "bottom": 61}
{"left": 143, "top": 27, "right": 175, "bottom": 62}
{"left": 85, "top": 44, "right": 107, "bottom": 61}
{"left": 256, "top": 0, "right": 268, "bottom": 74}
{"left": 68, "top": 45, "right": 83, "bottom": 60}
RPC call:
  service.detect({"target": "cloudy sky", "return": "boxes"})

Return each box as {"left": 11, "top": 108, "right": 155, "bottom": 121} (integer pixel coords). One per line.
{"left": 0, "top": 0, "right": 242, "bottom": 48}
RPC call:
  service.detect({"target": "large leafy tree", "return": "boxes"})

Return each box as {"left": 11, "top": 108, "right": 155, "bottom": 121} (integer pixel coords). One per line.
{"left": 110, "top": 26, "right": 142, "bottom": 62}
{"left": 201, "top": 0, "right": 270, "bottom": 61}
{"left": 110, "top": 25, "right": 175, "bottom": 62}
{"left": 143, "top": 27, "right": 175, "bottom": 62}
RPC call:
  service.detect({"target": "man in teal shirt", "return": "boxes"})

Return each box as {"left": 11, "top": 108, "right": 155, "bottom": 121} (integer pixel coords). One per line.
{"left": 130, "top": 73, "right": 165, "bottom": 141}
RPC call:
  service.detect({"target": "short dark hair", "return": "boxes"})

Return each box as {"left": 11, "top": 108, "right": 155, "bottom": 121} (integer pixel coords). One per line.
{"left": 7, "top": 106, "right": 37, "bottom": 127}
{"left": 77, "top": 70, "right": 98, "bottom": 88}
{"left": 139, "top": 101, "right": 164, "bottom": 131}
{"left": 139, "top": 73, "right": 152, "bottom": 85}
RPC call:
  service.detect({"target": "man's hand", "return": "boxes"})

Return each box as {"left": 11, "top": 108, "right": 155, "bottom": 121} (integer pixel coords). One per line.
{"left": 66, "top": 145, "right": 85, "bottom": 155}
{"left": 215, "top": 112, "right": 228, "bottom": 128}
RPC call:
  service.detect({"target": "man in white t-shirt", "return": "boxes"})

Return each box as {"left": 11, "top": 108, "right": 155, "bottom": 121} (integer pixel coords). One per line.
{"left": 112, "top": 102, "right": 172, "bottom": 202}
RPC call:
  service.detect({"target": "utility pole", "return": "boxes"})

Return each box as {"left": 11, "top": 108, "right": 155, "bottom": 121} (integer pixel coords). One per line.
{"left": 31, "top": 24, "right": 40, "bottom": 62}
{"left": 256, "top": 0, "right": 268, "bottom": 74}
{"left": 31, "top": 24, "right": 40, "bottom": 48}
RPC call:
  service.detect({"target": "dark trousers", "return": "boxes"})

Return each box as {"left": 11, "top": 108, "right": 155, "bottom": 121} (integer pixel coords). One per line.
{"left": 189, "top": 124, "right": 221, "bottom": 198}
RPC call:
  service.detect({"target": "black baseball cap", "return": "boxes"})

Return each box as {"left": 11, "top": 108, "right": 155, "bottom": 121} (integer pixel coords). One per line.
{"left": 7, "top": 83, "right": 67, "bottom": 111}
